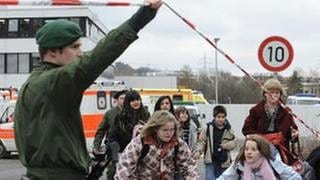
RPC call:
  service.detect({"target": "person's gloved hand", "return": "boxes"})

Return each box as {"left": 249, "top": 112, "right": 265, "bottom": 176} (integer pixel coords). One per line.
{"left": 128, "top": 0, "right": 162, "bottom": 33}
{"left": 145, "top": 0, "right": 162, "bottom": 9}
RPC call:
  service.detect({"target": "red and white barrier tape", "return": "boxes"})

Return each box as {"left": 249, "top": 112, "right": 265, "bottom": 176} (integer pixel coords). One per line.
{"left": 0, "top": 0, "right": 149, "bottom": 6}
{"left": 0, "top": 0, "right": 319, "bottom": 139}
{"left": 163, "top": 2, "right": 320, "bottom": 139}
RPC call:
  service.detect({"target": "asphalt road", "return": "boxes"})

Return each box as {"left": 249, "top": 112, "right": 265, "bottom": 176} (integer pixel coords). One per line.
{"left": 0, "top": 156, "right": 108, "bottom": 180}
{"left": 0, "top": 157, "right": 205, "bottom": 180}
{"left": 0, "top": 156, "right": 203, "bottom": 180}
{"left": 0, "top": 156, "right": 25, "bottom": 180}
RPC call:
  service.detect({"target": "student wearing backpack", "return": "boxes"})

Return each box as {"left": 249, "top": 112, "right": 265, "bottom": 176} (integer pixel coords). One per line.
{"left": 114, "top": 110, "right": 200, "bottom": 180}
{"left": 193, "top": 105, "right": 236, "bottom": 180}
{"left": 108, "top": 90, "right": 150, "bottom": 178}
{"left": 218, "top": 134, "right": 301, "bottom": 180}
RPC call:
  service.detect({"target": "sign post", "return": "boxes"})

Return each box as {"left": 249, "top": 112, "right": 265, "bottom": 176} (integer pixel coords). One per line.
{"left": 258, "top": 36, "right": 294, "bottom": 72}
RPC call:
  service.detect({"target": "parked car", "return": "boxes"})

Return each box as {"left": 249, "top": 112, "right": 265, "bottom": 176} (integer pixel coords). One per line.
{"left": 0, "top": 101, "right": 15, "bottom": 158}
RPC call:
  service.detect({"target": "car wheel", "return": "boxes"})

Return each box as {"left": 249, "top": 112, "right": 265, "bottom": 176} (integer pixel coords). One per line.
{"left": 0, "top": 141, "right": 9, "bottom": 159}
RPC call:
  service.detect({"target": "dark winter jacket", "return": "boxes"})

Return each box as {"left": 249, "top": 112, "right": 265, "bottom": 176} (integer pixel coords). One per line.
{"left": 242, "top": 100, "right": 298, "bottom": 150}
{"left": 194, "top": 120, "right": 236, "bottom": 168}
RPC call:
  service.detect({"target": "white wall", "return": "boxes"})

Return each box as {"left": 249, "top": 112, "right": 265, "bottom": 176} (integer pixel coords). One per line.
{"left": 196, "top": 104, "right": 320, "bottom": 138}
{"left": 0, "top": 74, "right": 29, "bottom": 88}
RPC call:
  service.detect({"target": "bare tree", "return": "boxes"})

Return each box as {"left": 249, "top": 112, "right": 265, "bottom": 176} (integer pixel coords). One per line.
{"left": 177, "top": 65, "right": 196, "bottom": 88}
{"left": 286, "top": 70, "right": 303, "bottom": 96}
{"left": 113, "top": 62, "right": 135, "bottom": 76}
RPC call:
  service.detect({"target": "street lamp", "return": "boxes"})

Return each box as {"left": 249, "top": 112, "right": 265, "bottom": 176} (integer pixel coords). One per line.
{"left": 214, "top": 37, "right": 220, "bottom": 104}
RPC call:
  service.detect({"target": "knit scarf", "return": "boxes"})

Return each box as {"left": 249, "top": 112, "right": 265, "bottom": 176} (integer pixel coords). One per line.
{"left": 243, "top": 156, "right": 276, "bottom": 180}
{"left": 144, "top": 135, "right": 179, "bottom": 180}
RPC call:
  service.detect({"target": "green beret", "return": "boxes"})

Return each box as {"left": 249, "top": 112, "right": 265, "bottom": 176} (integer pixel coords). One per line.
{"left": 36, "top": 19, "right": 83, "bottom": 48}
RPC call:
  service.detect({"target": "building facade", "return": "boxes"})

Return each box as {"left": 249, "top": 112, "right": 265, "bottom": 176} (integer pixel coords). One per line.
{"left": 301, "top": 82, "right": 320, "bottom": 96}
{"left": 0, "top": 6, "right": 108, "bottom": 88}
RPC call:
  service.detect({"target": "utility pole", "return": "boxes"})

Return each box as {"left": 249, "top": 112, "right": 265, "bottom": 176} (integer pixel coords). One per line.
{"left": 214, "top": 38, "right": 220, "bottom": 104}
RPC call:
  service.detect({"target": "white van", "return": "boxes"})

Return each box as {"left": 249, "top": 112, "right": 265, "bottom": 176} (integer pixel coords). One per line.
{"left": 287, "top": 94, "right": 320, "bottom": 105}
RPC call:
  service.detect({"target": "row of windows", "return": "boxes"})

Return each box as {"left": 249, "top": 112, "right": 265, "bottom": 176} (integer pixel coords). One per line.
{"left": 0, "top": 53, "right": 40, "bottom": 74}
{"left": 0, "top": 17, "right": 107, "bottom": 74}
{"left": 0, "top": 17, "right": 89, "bottom": 38}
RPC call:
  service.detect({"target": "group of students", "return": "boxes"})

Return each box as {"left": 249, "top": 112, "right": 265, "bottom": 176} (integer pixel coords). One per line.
{"left": 89, "top": 79, "right": 301, "bottom": 180}
{"left": 91, "top": 78, "right": 304, "bottom": 180}
{"left": 11, "top": 0, "right": 309, "bottom": 178}
{"left": 93, "top": 91, "right": 198, "bottom": 179}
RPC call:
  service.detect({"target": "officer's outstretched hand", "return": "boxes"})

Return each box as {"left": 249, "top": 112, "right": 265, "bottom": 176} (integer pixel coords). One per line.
{"left": 145, "top": 0, "right": 162, "bottom": 9}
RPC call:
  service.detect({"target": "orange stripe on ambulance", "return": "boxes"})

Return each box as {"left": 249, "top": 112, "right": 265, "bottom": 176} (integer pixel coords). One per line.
{"left": 0, "top": 81, "right": 126, "bottom": 158}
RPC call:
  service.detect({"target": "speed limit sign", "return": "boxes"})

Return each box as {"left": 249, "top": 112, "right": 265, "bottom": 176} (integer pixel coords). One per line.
{"left": 258, "top": 36, "right": 294, "bottom": 72}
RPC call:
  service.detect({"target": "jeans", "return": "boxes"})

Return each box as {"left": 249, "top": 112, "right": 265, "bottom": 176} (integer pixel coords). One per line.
{"left": 205, "top": 162, "right": 226, "bottom": 180}
{"left": 205, "top": 163, "right": 216, "bottom": 180}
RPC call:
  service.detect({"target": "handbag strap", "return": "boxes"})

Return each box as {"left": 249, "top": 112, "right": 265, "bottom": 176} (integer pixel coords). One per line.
{"left": 290, "top": 138, "right": 304, "bottom": 159}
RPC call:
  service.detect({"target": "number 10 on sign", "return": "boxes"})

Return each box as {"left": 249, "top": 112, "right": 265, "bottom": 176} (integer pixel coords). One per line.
{"left": 258, "top": 36, "right": 294, "bottom": 72}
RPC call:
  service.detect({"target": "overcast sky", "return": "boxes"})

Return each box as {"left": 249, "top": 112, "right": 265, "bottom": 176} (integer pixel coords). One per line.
{"left": 91, "top": 0, "right": 320, "bottom": 77}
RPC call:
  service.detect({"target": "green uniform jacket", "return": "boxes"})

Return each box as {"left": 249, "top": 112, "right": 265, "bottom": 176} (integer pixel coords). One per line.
{"left": 93, "top": 106, "right": 121, "bottom": 149}
{"left": 14, "top": 22, "right": 138, "bottom": 180}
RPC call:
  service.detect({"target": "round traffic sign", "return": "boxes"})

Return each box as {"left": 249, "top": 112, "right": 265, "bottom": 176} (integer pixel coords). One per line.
{"left": 258, "top": 36, "right": 294, "bottom": 72}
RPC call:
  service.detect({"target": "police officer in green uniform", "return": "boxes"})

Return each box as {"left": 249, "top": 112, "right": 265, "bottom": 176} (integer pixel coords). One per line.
{"left": 14, "top": 0, "right": 162, "bottom": 179}
{"left": 92, "top": 90, "right": 127, "bottom": 180}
